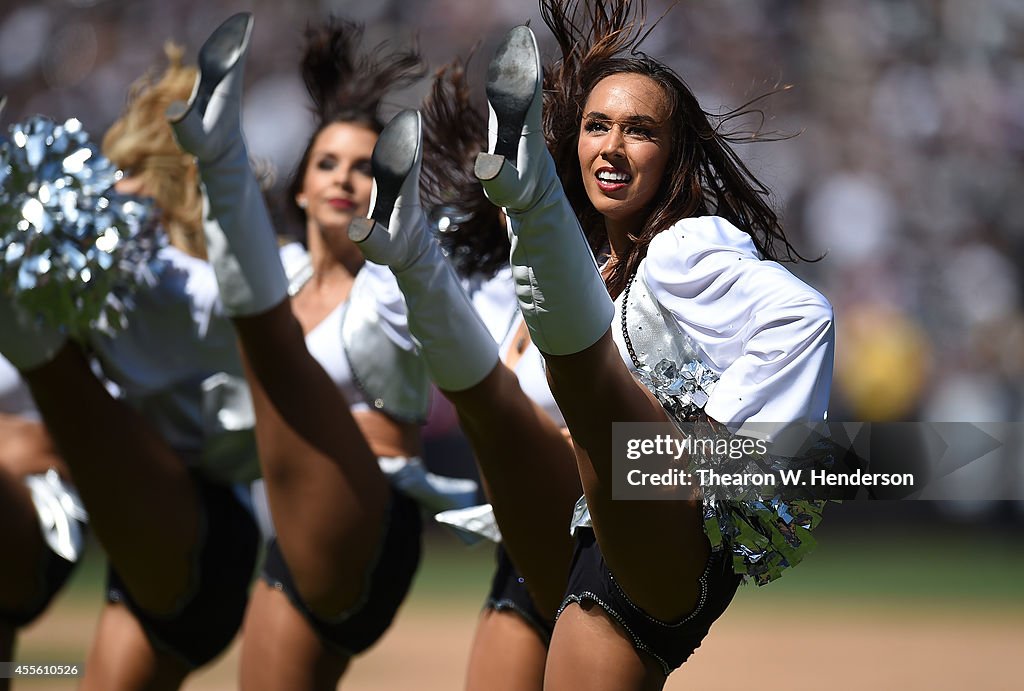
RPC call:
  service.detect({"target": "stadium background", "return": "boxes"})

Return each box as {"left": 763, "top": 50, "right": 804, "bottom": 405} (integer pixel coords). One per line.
{"left": 3, "top": 0, "right": 1022, "bottom": 687}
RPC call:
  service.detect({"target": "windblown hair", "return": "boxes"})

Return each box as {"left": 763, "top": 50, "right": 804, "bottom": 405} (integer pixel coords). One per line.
{"left": 286, "top": 18, "right": 425, "bottom": 227}
{"left": 541, "top": 0, "right": 812, "bottom": 297}
{"left": 421, "top": 53, "right": 508, "bottom": 279}
{"left": 103, "top": 43, "right": 205, "bottom": 258}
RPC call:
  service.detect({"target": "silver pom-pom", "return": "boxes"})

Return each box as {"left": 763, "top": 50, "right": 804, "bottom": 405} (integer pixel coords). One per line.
{"left": 635, "top": 357, "right": 717, "bottom": 421}
{"left": 704, "top": 496, "right": 828, "bottom": 586}
{"left": 634, "top": 351, "right": 831, "bottom": 585}
{"left": 0, "top": 115, "right": 164, "bottom": 338}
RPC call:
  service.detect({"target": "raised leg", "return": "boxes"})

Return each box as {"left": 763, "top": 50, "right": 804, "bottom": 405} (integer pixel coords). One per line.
{"left": 167, "top": 12, "right": 288, "bottom": 319}
{"left": 350, "top": 109, "right": 499, "bottom": 392}
{"left": 351, "top": 111, "right": 580, "bottom": 615}
{"left": 21, "top": 343, "right": 201, "bottom": 614}
{"left": 475, "top": 26, "right": 614, "bottom": 357}
{"left": 444, "top": 366, "right": 579, "bottom": 617}
{"left": 170, "top": 11, "right": 393, "bottom": 622}
{"left": 233, "top": 305, "right": 389, "bottom": 615}
{"left": 477, "top": 26, "right": 710, "bottom": 629}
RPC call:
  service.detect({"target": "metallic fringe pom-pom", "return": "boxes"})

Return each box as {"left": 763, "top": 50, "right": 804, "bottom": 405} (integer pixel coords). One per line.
{"left": 0, "top": 115, "right": 164, "bottom": 338}
{"left": 639, "top": 357, "right": 834, "bottom": 586}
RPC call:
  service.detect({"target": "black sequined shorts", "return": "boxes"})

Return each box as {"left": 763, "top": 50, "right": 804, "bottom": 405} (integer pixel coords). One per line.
{"left": 0, "top": 522, "right": 86, "bottom": 627}
{"left": 558, "top": 527, "right": 741, "bottom": 675}
{"left": 107, "top": 474, "right": 259, "bottom": 669}
{"left": 484, "top": 544, "right": 555, "bottom": 643}
{"left": 261, "top": 487, "right": 422, "bottom": 658}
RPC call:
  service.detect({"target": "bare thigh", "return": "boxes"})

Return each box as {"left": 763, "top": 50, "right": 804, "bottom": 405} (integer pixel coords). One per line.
{"left": 544, "top": 603, "right": 665, "bottom": 691}
{"left": 544, "top": 332, "right": 710, "bottom": 621}
{"left": 466, "top": 608, "right": 547, "bottom": 691}
{"left": 445, "top": 364, "right": 580, "bottom": 616}
{"left": 232, "top": 303, "right": 390, "bottom": 617}
{"left": 239, "top": 581, "right": 349, "bottom": 691}
{"left": 23, "top": 343, "right": 201, "bottom": 613}
{"left": 79, "top": 603, "right": 190, "bottom": 691}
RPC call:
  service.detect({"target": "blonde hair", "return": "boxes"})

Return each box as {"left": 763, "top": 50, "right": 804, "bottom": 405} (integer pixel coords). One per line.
{"left": 103, "top": 43, "right": 206, "bottom": 258}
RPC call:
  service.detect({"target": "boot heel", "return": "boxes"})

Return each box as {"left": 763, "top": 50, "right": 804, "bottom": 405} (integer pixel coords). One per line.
{"left": 473, "top": 152, "right": 505, "bottom": 182}
{"left": 194, "top": 13, "right": 253, "bottom": 116}
{"left": 168, "top": 13, "right": 252, "bottom": 124}
{"left": 352, "top": 110, "right": 420, "bottom": 243}
{"left": 485, "top": 25, "right": 540, "bottom": 163}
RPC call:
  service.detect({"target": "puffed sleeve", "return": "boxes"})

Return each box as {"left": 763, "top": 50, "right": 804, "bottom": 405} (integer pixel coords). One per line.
{"left": 88, "top": 245, "right": 242, "bottom": 398}
{"left": 348, "top": 260, "right": 417, "bottom": 353}
{"left": 283, "top": 241, "right": 417, "bottom": 354}
{"left": 342, "top": 260, "right": 430, "bottom": 422}
{"left": 0, "top": 354, "right": 39, "bottom": 419}
{"left": 642, "top": 216, "right": 834, "bottom": 438}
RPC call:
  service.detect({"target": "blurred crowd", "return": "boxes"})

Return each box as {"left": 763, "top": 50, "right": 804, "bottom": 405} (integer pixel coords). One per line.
{"left": 3, "top": 0, "right": 1022, "bottom": 513}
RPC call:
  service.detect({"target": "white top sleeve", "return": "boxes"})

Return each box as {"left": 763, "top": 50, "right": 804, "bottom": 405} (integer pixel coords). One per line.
{"left": 88, "top": 245, "right": 242, "bottom": 402}
{"left": 469, "top": 267, "right": 566, "bottom": 429}
{"left": 86, "top": 245, "right": 253, "bottom": 462}
{"left": 0, "top": 353, "right": 39, "bottom": 420}
{"left": 353, "top": 260, "right": 418, "bottom": 354}
{"left": 642, "top": 216, "right": 834, "bottom": 434}
{"left": 464, "top": 266, "right": 520, "bottom": 344}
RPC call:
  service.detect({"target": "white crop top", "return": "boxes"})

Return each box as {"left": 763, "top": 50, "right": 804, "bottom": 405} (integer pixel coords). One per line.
{"left": 283, "top": 244, "right": 422, "bottom": 418}
{"left": 303, "top": 299, "right": 371, "bottom": 413}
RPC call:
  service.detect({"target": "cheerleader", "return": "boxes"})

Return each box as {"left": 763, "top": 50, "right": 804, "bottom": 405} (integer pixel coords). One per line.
{"left": 0, "top": 46, "right": 260, "bottom": 689}
{"left": 0, "top": 356, "right": 86, "bottom": 691}
{"left": 168, "top": 15, "right": 473, "bottom": 690}
{"left": 467, "top": 1, "right": 836, "bottom": 686}
{"left": 415, "top": 60, "right": 583, "bottom": 689}
{"left": 0, "top": 106, "right": 85, "bottom": 674}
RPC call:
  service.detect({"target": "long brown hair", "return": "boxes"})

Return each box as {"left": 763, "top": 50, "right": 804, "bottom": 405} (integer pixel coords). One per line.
{"left": 286, "top": 17, "right": 424, "bottom": 229}
{"left": 420, "top": 53, "right": 508, "bottom": 279}
{"left": 541, "top": 0, "right": 812, "bottom": 297}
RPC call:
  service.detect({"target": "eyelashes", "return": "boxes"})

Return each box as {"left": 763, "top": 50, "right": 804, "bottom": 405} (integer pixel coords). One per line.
{"left": 312, "top": 157, "right": 373, "bottom": 177}
{"left": 582, "top": 118, "right": 654, "bottom": 140}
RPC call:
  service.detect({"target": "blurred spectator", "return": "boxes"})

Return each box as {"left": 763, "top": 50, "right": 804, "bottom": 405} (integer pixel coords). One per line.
{"left": 3, "top": 0, "right": 1021, "bottom": 520}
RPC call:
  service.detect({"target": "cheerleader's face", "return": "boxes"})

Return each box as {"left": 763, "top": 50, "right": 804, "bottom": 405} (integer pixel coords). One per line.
{"left": 578, "top": 73, "right": 672, "bottom": 233}
{"left": 296, "top": 122, "right": 377, "bottom": 233}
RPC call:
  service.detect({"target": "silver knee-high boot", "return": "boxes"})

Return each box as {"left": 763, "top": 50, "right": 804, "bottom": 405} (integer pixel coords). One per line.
{"left": 350, "top": 110, "right": 498, "bottom": 392}
{"left": 475, "top": 26, "right": 614, "bottom": 357}
{"left": 167, "top": 13, "right": 287, "bottom": 317}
